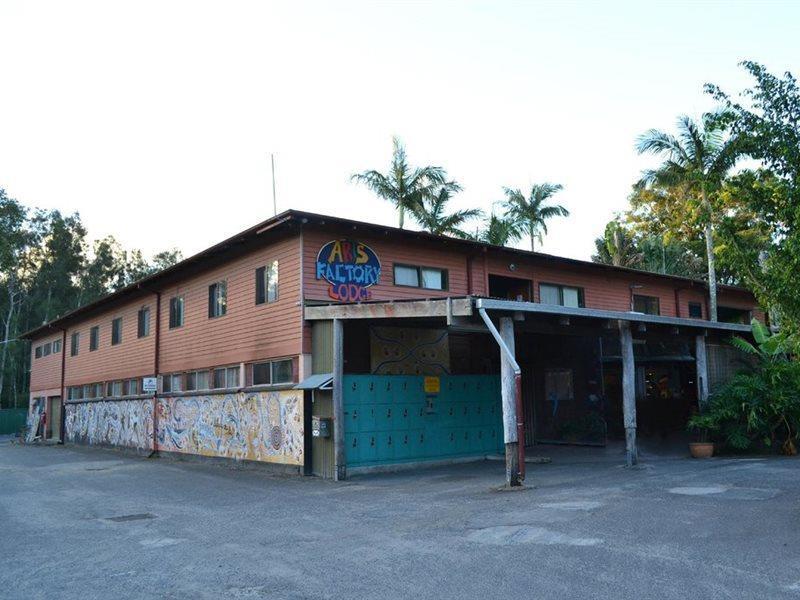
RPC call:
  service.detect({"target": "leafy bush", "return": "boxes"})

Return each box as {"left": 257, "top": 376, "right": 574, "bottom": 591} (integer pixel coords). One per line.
{"left": 688, "top": 319, "right": 800, "bottom": 454}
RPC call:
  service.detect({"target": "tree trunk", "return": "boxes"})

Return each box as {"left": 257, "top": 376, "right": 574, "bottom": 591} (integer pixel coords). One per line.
{"left": 0, "top": 276, "right": 17, "bottom": 406}
{"left": 530, "top": 224, "right": 535, "bottom": 252}
{"left": 399, "top": 205, "right": 405, "bottom": 229}
{"left": 702, "top": 186, "right": 718, "bottom": 322}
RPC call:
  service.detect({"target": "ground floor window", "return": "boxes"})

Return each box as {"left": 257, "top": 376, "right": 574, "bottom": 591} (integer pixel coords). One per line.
{"left": 185, "top": 370, "right": 210, "bottom": 391}
{"left": 251, "top": 358, "right": 293, "bottom": 386}
{"left": 213, "top": 366, "right": 240, "bottom": 389}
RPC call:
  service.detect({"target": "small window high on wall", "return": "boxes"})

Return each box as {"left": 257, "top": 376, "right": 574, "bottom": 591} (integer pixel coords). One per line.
{"left": 208, "top": 281, "right": 227, "bottom": 318}
{"left": 393, "top": 264, "right": 448, "bottom": 290}
{"left": 539, "top": 283, "right": 584, "bottom": 308}
{"left": 633, "top": 295, "right": 660, "bottom": 315}
{"left": 255, "top": 261, "right": 279, "bottom": 304}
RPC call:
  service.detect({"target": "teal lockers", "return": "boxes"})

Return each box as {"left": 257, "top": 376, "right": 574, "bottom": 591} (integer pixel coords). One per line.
{"left": 343, "top": 375, "right": 504, "bottom": 467}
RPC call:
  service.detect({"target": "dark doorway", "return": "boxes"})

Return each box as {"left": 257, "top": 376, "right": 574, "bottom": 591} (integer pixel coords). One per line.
{"left": 488, "top": 275, "right": 532, "bottom": 301}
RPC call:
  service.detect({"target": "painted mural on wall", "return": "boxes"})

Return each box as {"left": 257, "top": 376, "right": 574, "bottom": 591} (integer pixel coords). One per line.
{"left": 25, "top": 398, "right": 45, "bottom": 443}
{"left": 65, "top": 399, "right": 154, "bottom": 450}
{"left": 316, "top": 239, "right": 381, "bottom": 302}
{"left": 156, "top": 390, "right": 304, "bottom": 465}
{"left": 370, "top": 326, "right": 450, "bottom": 375}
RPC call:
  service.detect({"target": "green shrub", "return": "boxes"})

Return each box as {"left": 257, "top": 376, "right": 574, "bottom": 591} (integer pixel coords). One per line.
{"left": 689, "top": 319, "right": 800, "bottom": 454}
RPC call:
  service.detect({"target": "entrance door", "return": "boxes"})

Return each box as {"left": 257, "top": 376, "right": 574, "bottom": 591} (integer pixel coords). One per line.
{"left": 46, "top": 397, "right": 62, "bottom": 441}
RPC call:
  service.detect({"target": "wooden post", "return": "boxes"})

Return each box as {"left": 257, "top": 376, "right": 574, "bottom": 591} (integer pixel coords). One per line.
{"left": 695, "top": 333, "right": 709, "bottom": 409}
{"left": 332, "top": 318, "right": 346, "bottom": 481}
{"left": 499, "top": 317, "right": 521, "bottom": 486}
{"left": 619, "top": 320, "right": 638, "bottom": 466}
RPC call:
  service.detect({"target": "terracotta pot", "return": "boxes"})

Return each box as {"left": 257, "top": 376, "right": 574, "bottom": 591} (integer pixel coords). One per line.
{"left": 689, "top": 442, "right": 714, "bottom": 459}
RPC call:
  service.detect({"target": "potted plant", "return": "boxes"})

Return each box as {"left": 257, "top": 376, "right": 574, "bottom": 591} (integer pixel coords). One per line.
{"left": 687, "top": 414, "right": 715, "bottom": 459}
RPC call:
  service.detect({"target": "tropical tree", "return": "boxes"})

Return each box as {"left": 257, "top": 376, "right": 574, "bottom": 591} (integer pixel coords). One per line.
{"left": 706, "top": 62, "right": 800, "bottom": 332}
{"left": 409, "top": 184, "right": 481, "bottom": 238}
{"left": 477, "top": 213, "right": 522, "bottom": 246}
{"left": 592, "top": 220, "right": 640, "bottom": 267}
{"left": 500, "top": 183, "right": 569, "bottom": 251}
{"left": 351, "top": 137, "right": 449, "bottom": 229}
{"left": 636, "top": 114, "right": 736, "bottom": 321}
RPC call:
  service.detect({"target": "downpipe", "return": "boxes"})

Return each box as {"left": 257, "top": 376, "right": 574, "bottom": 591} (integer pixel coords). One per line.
{"left": 478, "top": 308, "right": 525, "bottom": 482}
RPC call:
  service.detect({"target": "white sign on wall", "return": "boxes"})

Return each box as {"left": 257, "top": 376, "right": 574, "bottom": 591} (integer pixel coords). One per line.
{"left": 142, "top": 377, "right": 158, "bottom": 393}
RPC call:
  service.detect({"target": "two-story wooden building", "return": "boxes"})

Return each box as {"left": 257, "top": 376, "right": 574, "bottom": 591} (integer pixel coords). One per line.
{"left": 24, "top": 210, "right": 760, "bottom": 485}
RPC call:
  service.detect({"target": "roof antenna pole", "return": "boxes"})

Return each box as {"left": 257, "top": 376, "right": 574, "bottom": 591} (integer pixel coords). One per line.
{"left": 271, "top": 153, "right": 277, "bottom": 216}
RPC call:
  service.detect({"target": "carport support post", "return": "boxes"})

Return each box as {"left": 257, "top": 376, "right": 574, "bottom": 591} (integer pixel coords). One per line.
{"left": 695, "top": 333, "right": 709, "bottom": 409}
{"left": 499, "top": 317, "right": 522, "bottom": 486}
{"left": 619, "top": 320, "right": 638, "bottom": 466}
{"left": 332, "top": 318, "right": 346, "bottom": 481}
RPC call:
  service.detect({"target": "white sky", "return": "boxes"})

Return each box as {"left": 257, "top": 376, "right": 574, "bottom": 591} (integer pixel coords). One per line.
{"left": 1, "top": 1, "right": 797, "bottom": 261}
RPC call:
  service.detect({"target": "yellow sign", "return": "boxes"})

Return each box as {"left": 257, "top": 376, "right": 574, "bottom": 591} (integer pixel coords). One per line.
{"left": 424, "top": 376, "right": 441, "bottom": 394}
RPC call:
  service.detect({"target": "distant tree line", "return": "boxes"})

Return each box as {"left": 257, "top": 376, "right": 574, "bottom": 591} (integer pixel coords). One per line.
{"left": 0, "top": 192, "right": 181, "bottom": 408}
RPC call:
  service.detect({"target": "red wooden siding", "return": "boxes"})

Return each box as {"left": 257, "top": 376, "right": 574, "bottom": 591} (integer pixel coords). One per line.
{"left": 158, "top": 236, "right": 302, "bottom": 374}
{"left": 65, "top": 297, "right": 157, "bottom": 387}
{"left": 29, "top": 334, "right": 64, "bottom": 392}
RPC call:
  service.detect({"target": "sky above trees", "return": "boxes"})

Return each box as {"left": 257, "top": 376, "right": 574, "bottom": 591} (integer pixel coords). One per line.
{"left": 1, "top": 1, "right": 798, "bottom": 261}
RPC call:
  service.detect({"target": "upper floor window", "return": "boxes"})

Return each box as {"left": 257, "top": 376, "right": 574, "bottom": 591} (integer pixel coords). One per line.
{"left": 255, "top": 261, "right": 279, "bottom": 305}
{"left": 137, "top": 307, "right": 150, "bottom": 338}
{"left": 53, "top": 339, "right": 61, "bottom": 353}
{"left": 34, "top": 346, "right": 42, "bottom": 359}
{"left": 111, "top": 317, "right": 123, "bottom": 345}
{"left": 718, "top": 306, "right": 752, "bottom": 324}
{"left": 688, "top": 302, "right": 703, "bottom": 319}
{"left": 539, "top": 283, "right": 584, "bottom": 308}
{"left": 252, "top": 358, "right": 293, "bottom": 386}
{"left": 633, "top": 294, "right": 660, "bottom": 315}
{"left": 208, "top": 281, "right": 227, "bottom": 318}
{"left": 169, "top": 296, "right": 184, "bottom": 329}
{"left": 90, "top": 326, "right": 99, "bottom": 351}
{"left": 393, "top": 264, "right": 448, "bottom": 291}
{"left": 70, "top": 332, "right": 80, "bottom": 356}
{"left": 42, "top": 342, "right": 51, "bottom": 357}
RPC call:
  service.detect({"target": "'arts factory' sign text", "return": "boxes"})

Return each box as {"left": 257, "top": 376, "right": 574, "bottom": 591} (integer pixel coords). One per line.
{"left": 316, "top": 240, "right": 381, "bottom": 302}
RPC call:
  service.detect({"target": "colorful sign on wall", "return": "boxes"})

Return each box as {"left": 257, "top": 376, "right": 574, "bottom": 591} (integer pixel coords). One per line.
{"left": 316, "top": 239, "right": 381, "bottom": 302}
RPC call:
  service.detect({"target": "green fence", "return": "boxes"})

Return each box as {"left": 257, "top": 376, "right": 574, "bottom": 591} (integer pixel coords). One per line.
{"left": 343, "top": 374, "right": 503, "bottom": 468}
{"left": 0, "top": 409, "right": 27, "bottom": 435}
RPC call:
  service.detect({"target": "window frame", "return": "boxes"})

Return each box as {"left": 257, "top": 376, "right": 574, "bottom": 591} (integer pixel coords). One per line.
{"left": 538, "top": 282, "right": 585, "bottom": 308}
{"left": 185, "top": 370, "right": 210, "bottom": 392}
{"left": 53, "top": 339, "right": 61, "bottom": 354}
{"left": 251, "top": 358, "right": 294, "bottom": 386}
{"left": 169, "top": 296, "right": 185, "bottom": 329}
{"left": 70, "top": 332, "right": 80, "bottom": 357}
{"left": 137, "top": 306, "right": 151, "bottom": 338}
{"left": 633, "top": 294, "right": 661, "bottom": 316}
{"left": 255, "top": 260, "right": 279, "bottom": 305}
{"left": 687, "top": 302, "right": 703, "bottom": 319}
{"left": 111, "top": 317, "right": 123, "bottom": 346}
{"left": 212, "top": 365, "right": 240, "bottom": 389}
{"left": 89, "top": 326, "right": 99, "bottom": 351}
{"left": 35, "top": 346, "right": 42, "bottom": 359}
{"left": 208, "top": 281, "right": 228, "bottom": 319}
{"left": 392, "top": 263, "right": 449, "bottom": 291}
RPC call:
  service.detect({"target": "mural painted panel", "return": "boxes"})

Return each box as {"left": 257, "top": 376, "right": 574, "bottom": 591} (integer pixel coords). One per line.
{"left": 25, "top": 398, "right": 45, "bottom": 442}
{"left": 370, "top": 327, "right": 450, "bottom": 375}
{"left": 65, "top": 399, "right": 154, "bottom": 450}
{"left": 157, "top": 390, "right": 304, "bottom": 465}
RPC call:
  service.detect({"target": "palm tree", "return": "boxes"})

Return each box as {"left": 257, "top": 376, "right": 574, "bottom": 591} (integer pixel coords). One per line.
{"left": 351, "top": 137, "right": 449, "bottom": 229}
{"left": 410, "top": 184, "right": 482, "bottom": 238}
{"left": 501, "top": 183, "right": 569, "bottom": 251}
{"left": 636, "top": 114, "right": 735, "bottom": 321}
{"left": 592, "top": 220, "right": 641, "bottom": 268}
{"left": 477, "top": 213, "right": 522, "bottom": 246}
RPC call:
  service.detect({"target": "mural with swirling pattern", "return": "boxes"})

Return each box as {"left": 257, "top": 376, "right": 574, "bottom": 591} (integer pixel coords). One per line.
{"left": 64, "top": 390, "right": 303, "bottom": 465}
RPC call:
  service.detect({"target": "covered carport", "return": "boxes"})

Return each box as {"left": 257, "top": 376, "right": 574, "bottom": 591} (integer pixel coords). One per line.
{"left": 304, "top": 296, "right": 752, "bottom": 487}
